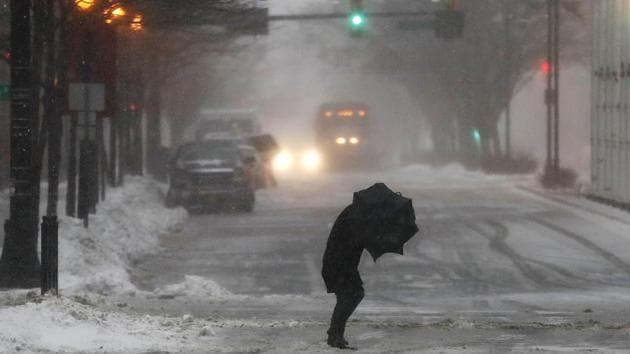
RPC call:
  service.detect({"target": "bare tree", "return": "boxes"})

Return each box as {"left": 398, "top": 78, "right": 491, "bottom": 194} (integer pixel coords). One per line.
{"left": 115, "top": 0, "right": 263, "bottom": 178}
{"left": 366, "top": 0, "right": 589, "bottom": 167}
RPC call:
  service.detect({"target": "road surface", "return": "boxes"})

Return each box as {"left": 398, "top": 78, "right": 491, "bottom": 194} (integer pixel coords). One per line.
{"left": 131, "top": 167, "right": 630, "bottom": 352}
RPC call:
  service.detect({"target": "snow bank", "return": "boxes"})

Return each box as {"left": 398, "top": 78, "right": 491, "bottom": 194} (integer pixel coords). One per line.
{"left": 0, "top": 177, "right": 200, "bottom": 353}
{"left": 0, "top": 295, "right": 221, "bottom": 353}
{"left": 388, "top": 163, "right": 529, "bottom": 188}
{"left": 59, "top": 177, "right": 187, "bottom": 294}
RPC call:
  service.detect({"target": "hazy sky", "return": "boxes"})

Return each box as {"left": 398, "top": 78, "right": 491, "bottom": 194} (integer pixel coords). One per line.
{"left": 207, "top": 0, "right": 591, "bottom": 174}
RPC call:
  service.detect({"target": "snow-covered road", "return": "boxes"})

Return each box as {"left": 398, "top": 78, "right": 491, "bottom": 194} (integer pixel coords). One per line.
{"left": 129, "top": 165, "right": 630, "bottom": 352}
{"left": 135, "top": 167, "right": 630, "bottom": 321}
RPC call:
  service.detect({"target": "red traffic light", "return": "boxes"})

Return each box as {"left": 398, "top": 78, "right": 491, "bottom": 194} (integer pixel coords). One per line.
{"left": 541, "top": 60, "right": 551, "bottom": 74}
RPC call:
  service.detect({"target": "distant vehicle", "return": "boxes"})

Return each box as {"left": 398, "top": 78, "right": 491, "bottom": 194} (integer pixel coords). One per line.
{"left": 183, "top": 109, "right": 279, "bottom": 187}
{"left": 165, "top": 139, "right": 258, "bottom": 212}
{"left": 314, "top": 102, "right": 372, "bottom": 168}
{"left": 186, "top": 109, "right": 262, "bottom": 141}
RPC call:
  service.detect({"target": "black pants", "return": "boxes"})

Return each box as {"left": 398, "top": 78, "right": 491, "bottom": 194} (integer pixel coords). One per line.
{"left": 328, "top": 287, "right": 365, "bottom": 338}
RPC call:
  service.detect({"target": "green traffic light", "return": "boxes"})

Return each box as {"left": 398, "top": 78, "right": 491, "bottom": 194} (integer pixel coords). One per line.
{"left": 348, "top": 10, "right": 366, "bottom": 31}
{"left": 472, "top": 129, "right": 481, "bottom": 145}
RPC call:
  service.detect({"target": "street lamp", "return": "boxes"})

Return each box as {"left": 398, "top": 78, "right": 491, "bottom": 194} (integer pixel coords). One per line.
{"left": 104, "top": 3, "right": 127, "bottom": 23}
{"left": 130, "top": 14, "right": 144, "bottom": 31}
{"left": 75, "top": 0, "right": 96, "bottom": 12}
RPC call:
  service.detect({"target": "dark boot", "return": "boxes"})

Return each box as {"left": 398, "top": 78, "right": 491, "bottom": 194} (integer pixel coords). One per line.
{"left": 327, "top": 334, "right": 348, "bottom": 349}
{"left": 327, "top": 329, "right": 349, "bottom": 347}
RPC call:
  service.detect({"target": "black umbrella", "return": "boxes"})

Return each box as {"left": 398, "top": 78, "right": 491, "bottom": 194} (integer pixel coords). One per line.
{"left": 352, "top": 183, "right": 419, "bottom": 261}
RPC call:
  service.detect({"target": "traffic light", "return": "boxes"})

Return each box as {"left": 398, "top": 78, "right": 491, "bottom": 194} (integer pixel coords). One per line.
{"left": 1, "top": 51, "right": 9, "bottom": 64}
{"left": 541, "top": 60, "right": 551, "bottom": 74}
{"left": 348, "top": 0, "right": 366, "bottom": 35}
{"left": 472, "top": 128, "right": 481, "bottom": 145}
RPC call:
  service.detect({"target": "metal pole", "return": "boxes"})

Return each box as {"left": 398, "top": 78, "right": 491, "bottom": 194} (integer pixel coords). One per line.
{"left": 553, "top": 0, "right": 560, "bottom": 170}
{"left": 97, "top": 115, "right": 106, "bottom": 201}
{"left": 109, "top": 114, "right": 117, "bottom": 187}
{"left": 504, "top": 0, "right": 512, "bottom": 159}
{"left": 545, "top": 0, "right": 553, "bottom": 171}
{"left": 0, "top": 0, "right": 40, "bottom": 288}
{"left": 41, "top": 0, "right": 61, "bottom": 296}
{"left": 66, "top": 115, "right": 77, "bottom": 216}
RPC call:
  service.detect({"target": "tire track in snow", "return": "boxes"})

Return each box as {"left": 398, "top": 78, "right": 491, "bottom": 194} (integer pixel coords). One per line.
{"left": 529, "top": 217, "right": 630, "bottom": 275}
{"left": 464, "top": 219, "right": 559, "bottom": 289}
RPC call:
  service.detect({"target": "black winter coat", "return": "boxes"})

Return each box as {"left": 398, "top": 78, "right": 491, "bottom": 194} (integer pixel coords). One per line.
{"left": 321, "top": 204, "right": 366, "bottom": 293}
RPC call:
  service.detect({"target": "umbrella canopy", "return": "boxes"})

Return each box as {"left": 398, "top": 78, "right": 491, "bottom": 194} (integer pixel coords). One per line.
{"left": 352, "top": 183, "right": 419, "bottom": 261}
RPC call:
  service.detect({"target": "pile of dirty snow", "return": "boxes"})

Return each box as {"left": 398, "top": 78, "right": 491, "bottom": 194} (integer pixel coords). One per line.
{"left": 0, "top": 295, "right": 222, "bottom": 353}
{"left": 59, "top": 177, "right": 187, "bottom": 294}
{"left": 0, "top": 177, "right": 200, "bottom": 353}
{"left": 0, "top": 177, "right": 186, "bottom": 295}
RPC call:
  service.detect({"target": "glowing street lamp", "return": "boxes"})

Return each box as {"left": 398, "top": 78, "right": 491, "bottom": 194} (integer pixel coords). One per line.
{"left": 104, "top": 4, "right": 128, "bottom": 24}
{"left": 75, "top": 0, "right": 96, "bottom": 11}
{"left": 111, "top": 5, "right": 126, "bottom": 18}
{"left": 130, "top": 14, "right": 144, "bottom": 31}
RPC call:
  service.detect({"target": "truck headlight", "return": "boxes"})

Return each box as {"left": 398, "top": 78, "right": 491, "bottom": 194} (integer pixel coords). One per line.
{"left": 301, "top": 149, "right": 322, "bottom": 172}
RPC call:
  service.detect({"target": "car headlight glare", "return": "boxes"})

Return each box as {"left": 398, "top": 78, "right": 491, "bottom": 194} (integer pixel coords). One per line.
{"left": 335, "top": 137, "right": 347, "bottom": 145}
{"left": 272, "top": 151, "right": 294, "bottom": 172}
{"left": 349, "top": 137, "right": 359, "bottom": 145}
{"left": 301, "top": 149, "right": 322, "bottom": 172}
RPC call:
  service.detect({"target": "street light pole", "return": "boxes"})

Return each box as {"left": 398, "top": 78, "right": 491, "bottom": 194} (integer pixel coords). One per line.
{"left": 503, "top": 0, "right": 512, "bottom": 160}
{"left": 552, "top": 0, "right": 560, "bottom": 170}
{"left": 0, "top": 0, "right": 40, "bottom": 288}
{"left": 545, "top": 0, "right": 554, "bottom": 172}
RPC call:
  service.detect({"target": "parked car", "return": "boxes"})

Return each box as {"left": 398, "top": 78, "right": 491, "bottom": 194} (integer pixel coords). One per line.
{"left": 165, "top": 139, "right": 258, "bottom": 212}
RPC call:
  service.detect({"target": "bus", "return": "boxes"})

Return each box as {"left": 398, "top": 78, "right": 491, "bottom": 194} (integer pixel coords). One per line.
{"left": 315, "top": 102, "right": 372, "bottom": 168}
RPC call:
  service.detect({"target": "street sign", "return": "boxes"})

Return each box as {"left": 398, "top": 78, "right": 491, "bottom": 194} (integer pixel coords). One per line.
{"left": 69, "top": 82, "right": 105, "bottom": 112}
{"left": 0, "top": 83, "right": 9, "bottom": 101}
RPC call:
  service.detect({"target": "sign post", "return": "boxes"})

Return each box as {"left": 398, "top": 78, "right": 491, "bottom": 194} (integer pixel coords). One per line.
{"left": 68, "top": 82, "right": 105, "bottom": 228}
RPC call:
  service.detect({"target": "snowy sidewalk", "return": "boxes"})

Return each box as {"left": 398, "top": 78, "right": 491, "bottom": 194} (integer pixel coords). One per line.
{"left": 0, "top": 177, "right": 200, "bottom": 353}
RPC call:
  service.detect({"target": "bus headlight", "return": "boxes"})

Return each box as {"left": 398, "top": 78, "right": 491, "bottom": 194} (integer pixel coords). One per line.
{"left": 349, "top": 137, "right": 359, "bottom": 145}
{"left": 335, "top": 137, "right": 347, "bottom": 145}
{"left": 301, "top": 149, "right": 322, "bottom": 172}
{"left": 272, "top": 151, "right": 294, "bottom": 172}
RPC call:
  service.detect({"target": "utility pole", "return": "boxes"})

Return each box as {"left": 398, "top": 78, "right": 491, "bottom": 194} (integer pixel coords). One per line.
{"left": 0, "top": 0, "right": 41, "bottom": 288}
{"left": 503, "top": 0, "right": 512, "bottom": 160}
{"left": 552, "top": 0, "right": 560, "bottom": 171}
{"left": 544, "top": 0, "right": 560, "bottom": 178}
